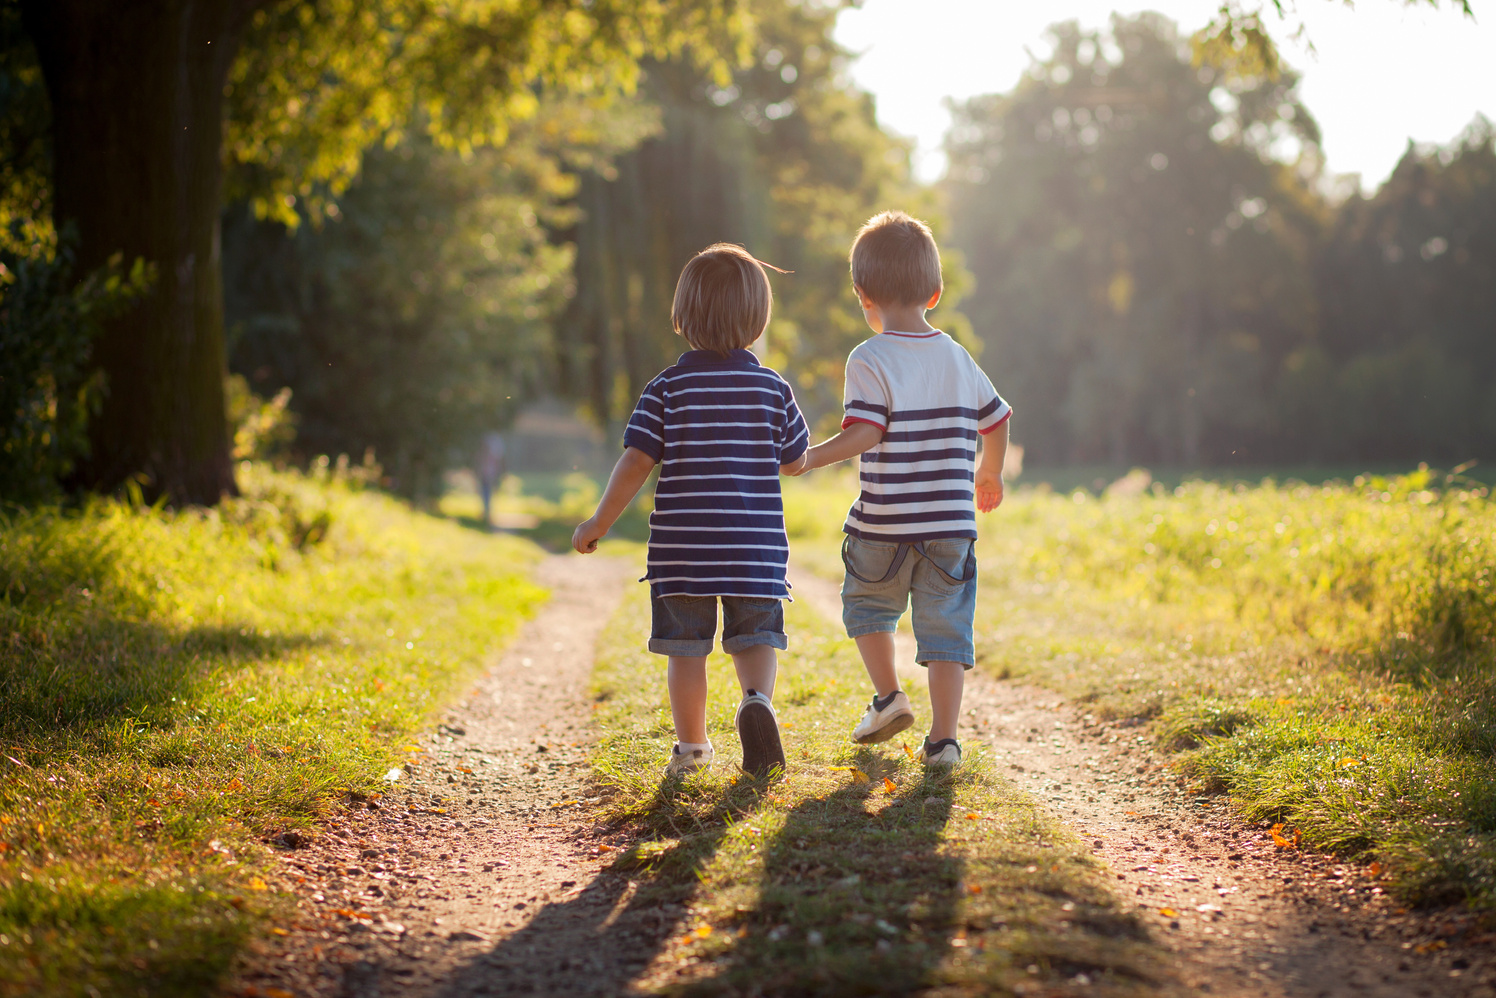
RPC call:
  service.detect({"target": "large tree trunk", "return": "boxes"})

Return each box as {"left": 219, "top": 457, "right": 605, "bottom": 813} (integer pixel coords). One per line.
{"left": 22, "top": 0, "right": 262, "bottom": 505}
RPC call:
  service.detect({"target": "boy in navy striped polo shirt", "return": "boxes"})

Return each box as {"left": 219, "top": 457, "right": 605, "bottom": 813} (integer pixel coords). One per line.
{"left": 790, "top": 211, "right": 1010, "bottom": 767}
{"left": 573, "top": 244, "right": 809, "bottom": 779}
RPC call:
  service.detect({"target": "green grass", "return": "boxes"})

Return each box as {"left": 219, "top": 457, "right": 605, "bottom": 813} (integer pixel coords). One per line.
{"left": 0, "top": 464, "right": 546, "bottom": 997}
{"left": 780, "top": 464, "right": 1496, "bottom": 911}
{"left": 438, "top": 470, "right": 653, "bottom": 549}
{"left": 587, "top": 583, "right": 1170, "bottom": 997}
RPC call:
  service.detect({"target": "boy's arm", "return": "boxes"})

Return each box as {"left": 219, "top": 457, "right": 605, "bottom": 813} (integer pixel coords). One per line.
{"left": 788, "top": 422, "right": 884, "bottom": 476}
{"left": 573, "top": 447, "right": 657, "bottom": 553}
{"left": 975, "top": 418, "right": 1008, "bottom": 513}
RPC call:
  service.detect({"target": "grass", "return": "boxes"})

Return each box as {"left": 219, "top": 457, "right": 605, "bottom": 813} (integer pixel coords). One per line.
{"left": 779, "top": 464, "right": 1496, "bottom": 911}
{"left": 586, "top": 583, "right": 1171, "bottom": 997}
{"left": 0, "top": 464, "right": 546, "bottom": 997}
{"left": 438, "top": 470, "right": 653, "bottom": 549}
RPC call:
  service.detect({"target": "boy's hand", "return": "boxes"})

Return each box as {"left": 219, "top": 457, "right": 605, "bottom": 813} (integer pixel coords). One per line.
{"left": 780, "top": 451, "right": 809, "bottom": 477}
{"left": 975, "top": 467, "right": 1004, "bottom": 512}
{"left": 572, "top": 516, "right": 607, "bottom": 554}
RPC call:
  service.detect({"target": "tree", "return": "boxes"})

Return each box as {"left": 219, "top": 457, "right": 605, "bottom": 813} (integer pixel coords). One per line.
{"left": 562, "top": 0, "right": 964, "bottom": 434}
{"left": 945, "top": 13, "right": 1323, "bottom": 465}
{"left": 16, "top": 0, "right": 745, "bottom": 505}
{"left": 223, "top": 97, "right": 653, "bottom": 497}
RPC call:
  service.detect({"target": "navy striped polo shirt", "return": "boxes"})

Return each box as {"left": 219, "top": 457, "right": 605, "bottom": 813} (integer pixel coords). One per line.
{"left": 624, "top": 349, "right": 810, "bottom": 599}
{"left": 841, "top": 331, "right": 1010, "bottom": 542}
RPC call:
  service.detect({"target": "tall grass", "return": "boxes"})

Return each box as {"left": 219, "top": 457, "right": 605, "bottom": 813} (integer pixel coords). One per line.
{"left": 0, "top": 465, "right": 545, "bottom": 997}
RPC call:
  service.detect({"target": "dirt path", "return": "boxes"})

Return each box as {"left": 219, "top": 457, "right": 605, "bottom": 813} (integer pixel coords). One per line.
{"left": 234, "top": 554, "right": 686, "bottom": 998}
{"left": 789, "top": 567, "right": 1492, "bottom": 998}
{"left": 233, "top": 555, "right": 1491, "bottom": 998}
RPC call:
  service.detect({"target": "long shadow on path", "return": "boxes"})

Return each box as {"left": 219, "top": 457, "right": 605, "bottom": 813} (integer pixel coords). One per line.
{"left": 436, "top": 780, "right": 771, "bottom": 997}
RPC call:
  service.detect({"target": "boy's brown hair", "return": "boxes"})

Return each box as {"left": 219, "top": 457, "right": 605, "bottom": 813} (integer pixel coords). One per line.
{"left": 849, "top": 210, "right": 943, "bottom": 306}
{"left": 672, "top": 243, "right": 776, "bottom": 353}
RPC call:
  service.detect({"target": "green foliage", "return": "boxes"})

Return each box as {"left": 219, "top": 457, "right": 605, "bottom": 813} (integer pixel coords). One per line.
{"left": 224, "top": 98, "right": 651, "bottom": 496}
{"left": 0, "top": 4, "right": 50, "bottom": 256}
{"left": 225, "top": 374, "right": 298, "bottom": 463}
{"left": 945, "top": 13, "right": 1323, "bottom": 466}
{"left": 564, "top": 0, "right": 959, "bottom": 432}
{"left": 0, "top": 464, "right": 545, "bottom": 994}
{"left": 588, "top": 585, "right": 1166, "bottom": 995}
{"left": 0, "top": 232, "right": 151, "bottom": 502}
{"left": 226, "top": 0, "right": 752, "bottom": 228}
{"left": 1293, "top": 118, "right": 1496, "bottom": 462}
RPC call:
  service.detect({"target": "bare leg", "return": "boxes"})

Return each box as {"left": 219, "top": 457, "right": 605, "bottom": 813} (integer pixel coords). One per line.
{"left": 925, "top": 660, "right": 965, "bottom": 742}
{"left": 854, "top": 632, "right": 901, "bottom": 698}
{"left": 731, "top": 644, "right": 777, "bottom": 699}
{"left": 667, "top": 656, "right": 709, "bottom": 744}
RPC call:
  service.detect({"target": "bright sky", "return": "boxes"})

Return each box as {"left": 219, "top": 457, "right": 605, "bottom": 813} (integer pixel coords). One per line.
{"left": 833, "top": 1, "right": 1496, "bottom": 190}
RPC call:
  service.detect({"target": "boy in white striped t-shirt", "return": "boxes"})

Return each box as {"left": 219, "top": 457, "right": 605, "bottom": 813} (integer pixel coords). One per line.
{"left": 573, "top": 244, "right": 809, "bottom": 780}
{"left": 790, "top": 211, "right": 1010, "bottom": 767}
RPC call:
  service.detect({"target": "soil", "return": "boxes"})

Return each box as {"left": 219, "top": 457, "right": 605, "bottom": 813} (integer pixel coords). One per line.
{"left": 232, "top": 556, "right": 1496, "bottom": 998}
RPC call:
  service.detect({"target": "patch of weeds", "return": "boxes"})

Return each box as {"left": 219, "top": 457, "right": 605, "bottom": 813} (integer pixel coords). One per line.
{"left": 585, "top": 585, "right": 1173, "bottom": 996}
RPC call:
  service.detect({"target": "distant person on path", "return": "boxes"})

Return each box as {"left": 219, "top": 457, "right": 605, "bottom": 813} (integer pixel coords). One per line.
{"left": 572, "top": 244, "right": 809, "bottom": 779}
{"left": 476, "top": 433, "right": 506, "bottom": 529}
{"left": 788, "top": 211, "right": 1010, "bottom": 767}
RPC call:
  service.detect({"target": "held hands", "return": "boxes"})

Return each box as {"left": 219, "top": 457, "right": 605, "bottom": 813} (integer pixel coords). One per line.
{"left": 572, "top": 516, "right": 606, "bottom": 554}
{"left": 975, "top": 466, "right": 1004, "bottom": 513}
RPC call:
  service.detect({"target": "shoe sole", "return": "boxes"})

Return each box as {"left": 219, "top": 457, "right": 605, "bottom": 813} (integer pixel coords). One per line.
{"left": 854, "top": 709, "right": 914, "bottom": 745}
{"left": 738, "top": 700, "right": 786, "bottom": 778}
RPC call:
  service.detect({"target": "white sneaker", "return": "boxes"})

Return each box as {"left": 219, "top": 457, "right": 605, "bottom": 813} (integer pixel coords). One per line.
{"left": 664, "top": 742, "right": 713, "bottom": 777}
{"left": 851, "top": 690, "right": 915, "bottom": 744}
{"left": 919, "top": 737, "right": 962, "bottom": 767}
{"left": 736, "top": 690, "right": 786, "bottom": 778}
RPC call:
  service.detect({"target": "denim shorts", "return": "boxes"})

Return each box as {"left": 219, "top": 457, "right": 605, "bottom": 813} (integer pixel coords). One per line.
{"left": 840, "top": 535, "right": 978, "bottom": 668}
{"left": 648, "top": 594, "right": 788, "bottom": 657}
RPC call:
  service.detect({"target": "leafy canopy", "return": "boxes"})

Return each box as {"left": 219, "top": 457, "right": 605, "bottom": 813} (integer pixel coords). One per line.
{"left": 226, "top": 0, "right": 752, "bottom": 227}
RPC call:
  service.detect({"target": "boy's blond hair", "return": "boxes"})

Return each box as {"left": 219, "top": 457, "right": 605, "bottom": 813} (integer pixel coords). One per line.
{"left": 849, "top": 210, "right": 943, "bottom": 306}
{"left": 672, "top": 243, "right": 775, "bottom": 353}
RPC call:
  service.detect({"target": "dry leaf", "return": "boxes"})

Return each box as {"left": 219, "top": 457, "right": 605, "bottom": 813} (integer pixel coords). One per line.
{"left": 264, "top": 989, "right": 295, "bottom": 998}
{"left": 247, "top": 877, "right": 269, "bottom": 891}
{"left": 967, "top": 883, "right": 983, "bottom": 895}
{"left": 1368, "top": 862, "right": 1383, "bottom": 877}
{"left": 459, "top": 767, "right": 473, "bottom": 774}
{"left": 270, "top": 927, "right": 289, "bottom": 936}
{"left": 902, "top": 742, "right": 915, "bottom": 760}
{"left": 1270, "top": 823, "right": 1301, "bottom": 849}
{"left": 882, "top": 777, "right": 897, "bottom": 793}
{"left": 1338, "top": 757, "right": 1360, "bottom": 768}
{"left": 694, "top": 925, "right": 712, "bottom": 938}
{"left": 1159, "top": 907, "right": 1179, "bottom": 918}
{"left": 965, "top": 813, "right": 981, "bottom": 820}
{"left": 830, "top": 766, "right": 870, "bottom": 784}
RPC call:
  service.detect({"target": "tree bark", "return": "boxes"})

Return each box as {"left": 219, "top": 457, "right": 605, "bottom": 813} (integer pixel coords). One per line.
{"left": 22, "top": 0, "right": 264, "bottom": 504}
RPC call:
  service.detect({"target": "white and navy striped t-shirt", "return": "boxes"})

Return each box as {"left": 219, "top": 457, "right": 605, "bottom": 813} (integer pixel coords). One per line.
{"left": 841, "top": 331, "right": 1010, "bottom": 542}
{"left": 624, "top": 348, "right": 810, "bottom": 600}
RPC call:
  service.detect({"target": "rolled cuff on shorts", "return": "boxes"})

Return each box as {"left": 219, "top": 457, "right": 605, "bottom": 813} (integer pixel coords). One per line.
{"left": 722, "top": 631, "right": 788, "bottom": 655}
{"left": 844, "top": 621, "right": 899, "bottom": 639}
{"left": 647, "top": 637, "right": 717, "bottom": 656}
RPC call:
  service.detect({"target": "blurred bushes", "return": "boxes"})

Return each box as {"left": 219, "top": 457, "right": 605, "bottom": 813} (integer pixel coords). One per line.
{"left": 0, "top": 231, "right": 150, "bottom": 502}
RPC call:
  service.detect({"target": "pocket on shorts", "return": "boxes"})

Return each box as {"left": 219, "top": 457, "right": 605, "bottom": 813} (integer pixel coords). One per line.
{"left": 917, "top": 539, "right": 976, "bottom": 596}
{"left": 842, "top": 537, "right": 905, "bottom": 591}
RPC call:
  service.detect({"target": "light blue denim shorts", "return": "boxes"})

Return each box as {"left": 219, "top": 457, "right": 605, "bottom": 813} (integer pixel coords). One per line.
{"left": 840, "top": 535, "right": 977, "bottom": 668}
{"left": 648, "top": 594, "right": 788, "bottom": 657}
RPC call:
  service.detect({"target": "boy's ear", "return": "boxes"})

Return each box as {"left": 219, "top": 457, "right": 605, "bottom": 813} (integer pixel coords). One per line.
{"left": 925, "top": 287, "right": 942, "bottom": 310}
{"left": 852, "top": 283, "right": 872, "bottom": 310}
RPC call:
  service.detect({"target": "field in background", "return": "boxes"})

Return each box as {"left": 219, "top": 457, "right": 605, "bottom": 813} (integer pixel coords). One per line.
{"left": 778, "top": 464, "right": 1496, "bottom": 910}
{"left": 0, "top": 466, "right": 546, "bottom": 997}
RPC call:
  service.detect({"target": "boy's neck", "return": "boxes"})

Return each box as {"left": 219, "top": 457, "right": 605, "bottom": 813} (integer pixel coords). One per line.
{"left": 866, "top": 301, "right": 935, "bottom": 336}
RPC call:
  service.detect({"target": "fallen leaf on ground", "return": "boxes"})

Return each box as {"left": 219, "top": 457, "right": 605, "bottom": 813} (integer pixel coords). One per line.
{"left": 694, "top": 925, "right": 712, "bottom": 938}
{"left": 830, "top": 766, "right": 870, "bottom": 784}
{"left": 551, "top": 800, "right": 580, "bottom": 808}
{"left": 247, "top": 877, "right": 269, "bottom": 891}
{"left": 902, "top": 742, "right": 915, "bottom": 761}
{"left": 882, "top": 777, "right": 897, "bottom": 793}
{"left": 965, "top": 813, "right": 981, "bottom": 820}
{"left": 1270, "top": 823, "right": 1300, "bottom": 849}
{"left": 263, "top": 989, "right": 294, "bottom": 998}
{"left": 1369, "top": 862, "right": 1383, "bottom": 877}
{"left": 1159, "top": 908, "right": 1179, "bottom": 918}
{"left": 1338, "top": 757, "right": 1361, "bottom": 768}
